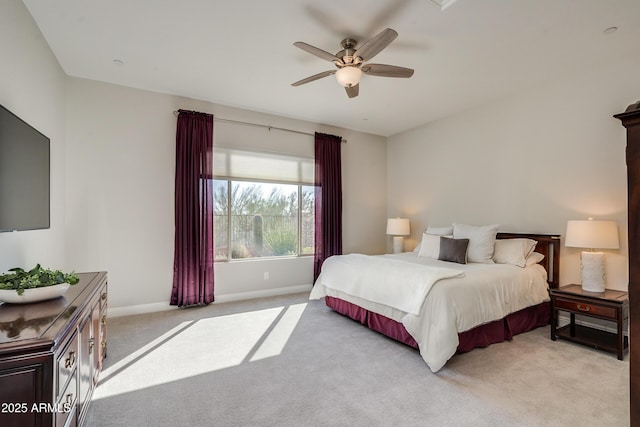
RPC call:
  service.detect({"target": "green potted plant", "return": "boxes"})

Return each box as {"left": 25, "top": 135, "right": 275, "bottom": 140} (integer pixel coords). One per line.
{"left": 0, "top": 265, "right": 79, "bottom": 303}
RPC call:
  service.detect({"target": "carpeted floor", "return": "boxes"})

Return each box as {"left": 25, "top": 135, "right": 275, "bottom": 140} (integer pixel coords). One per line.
{"left": 86, "top": 292, "right": 629, "bottom": 426}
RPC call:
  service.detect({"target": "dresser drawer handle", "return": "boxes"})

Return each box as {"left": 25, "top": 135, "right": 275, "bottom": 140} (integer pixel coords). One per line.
{"left": 64, "top": 351, "right": 76, "bottom": 369}
{"left": 101, "top": 292, "right": 107, "bottom": 301}
{"left": 101, "top": 315, "right": 107, "bottom": 325}
{"left": 577, "top": 304, "right": 591, "bottom": 312}
{"left": 65, "top": 392, "right": 74, "bottom": 406}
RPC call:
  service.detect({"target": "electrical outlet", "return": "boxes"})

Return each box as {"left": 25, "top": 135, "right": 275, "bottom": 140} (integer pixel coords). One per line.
{"left": 264, "top": 272, "right": 269, "bottom": 280}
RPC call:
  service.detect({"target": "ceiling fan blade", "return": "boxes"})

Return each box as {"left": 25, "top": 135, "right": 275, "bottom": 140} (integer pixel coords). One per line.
{"left": 291, "top": 70, "right": 336, "bottom": 87}
{"left": 362, "top": 63, "right": 414, "bottom": 78}
{"left": 345, "top": 84, "right": 359, "bottom": 98}
{"left": 354, "top": 28, "right": 398, "bottom": 62}
{"left": 294, "top": 41, "right": 340, "bottom": 62}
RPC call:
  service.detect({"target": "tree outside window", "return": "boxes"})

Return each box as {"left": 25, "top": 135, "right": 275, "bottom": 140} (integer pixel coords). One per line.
{"left": 213, "top": 179, "right": 314, "bottom": 260}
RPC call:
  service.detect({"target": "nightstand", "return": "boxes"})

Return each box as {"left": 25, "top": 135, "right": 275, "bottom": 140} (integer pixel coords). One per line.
{"left": 550, "top": 284, "right": 629, "bottom": 360}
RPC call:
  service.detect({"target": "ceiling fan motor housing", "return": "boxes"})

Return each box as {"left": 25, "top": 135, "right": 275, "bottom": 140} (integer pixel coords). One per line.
{"left": 337, "top": 38, "right": 359, "bottom": 66}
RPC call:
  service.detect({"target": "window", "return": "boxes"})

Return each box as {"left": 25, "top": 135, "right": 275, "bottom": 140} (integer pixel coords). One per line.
{"left": 212, "top": 147, "right": 314, "bottom": 261}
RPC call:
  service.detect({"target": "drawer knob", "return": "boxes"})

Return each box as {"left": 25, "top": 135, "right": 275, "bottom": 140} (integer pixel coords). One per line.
{"left": 65, "top": 351, "right": 76, "bottom": 369}
{"left": 101, "top": 292, "right": 107, "bottom": 301}
{"left": 65, "top": 392, "right": 74, "bottom": 406}
{"left": 88, "top": 337, "right": 95, "bottom": 354}
{"left": 577, "top": 304, "right": 591, "bottom": 312}
{"left": 101, "top": 315, "right": 107, "bottom": 325}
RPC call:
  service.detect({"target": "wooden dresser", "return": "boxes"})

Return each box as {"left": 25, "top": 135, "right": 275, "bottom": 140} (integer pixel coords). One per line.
{"left": 615, "top": 101, "right": 640, "bottom": 427}
{"left": 0, "top": 272, "right": 107, "bottom": 427}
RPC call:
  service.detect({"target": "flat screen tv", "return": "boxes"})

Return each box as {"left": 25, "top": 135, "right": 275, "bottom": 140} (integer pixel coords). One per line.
{"left": 0, "top": 104, "right": 50, "bottom": 232}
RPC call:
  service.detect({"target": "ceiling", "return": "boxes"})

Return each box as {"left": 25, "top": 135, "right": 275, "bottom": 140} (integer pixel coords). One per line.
{"left": 22, "top": 0, "right": 640, "bottom": 137}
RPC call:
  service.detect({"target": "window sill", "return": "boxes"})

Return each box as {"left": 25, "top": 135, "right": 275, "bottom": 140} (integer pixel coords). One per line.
{"left": 215, "top": 255, "right": 313, "bottom": 263}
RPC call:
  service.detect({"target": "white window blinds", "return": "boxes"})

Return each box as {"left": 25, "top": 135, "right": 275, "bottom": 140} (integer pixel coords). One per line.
{"left": 213, "top": 147, "right": 314, "bottom": 184}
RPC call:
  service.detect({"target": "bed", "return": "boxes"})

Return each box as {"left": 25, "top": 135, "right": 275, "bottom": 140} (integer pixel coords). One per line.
{"left": 309, "top": 231, "right": 560, "bottom": 372}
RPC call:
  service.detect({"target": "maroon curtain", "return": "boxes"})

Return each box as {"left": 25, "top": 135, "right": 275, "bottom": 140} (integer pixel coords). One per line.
{"left": 314, "top": 132, "right": 343, "bottom": 281}
{"left": 171, "top": 110, "right": 215, "bottom": 306}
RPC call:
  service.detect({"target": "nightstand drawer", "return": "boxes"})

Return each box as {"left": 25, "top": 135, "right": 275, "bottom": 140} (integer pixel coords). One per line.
{"left": 554, "top": 298, "right": 616, "bottom": 319}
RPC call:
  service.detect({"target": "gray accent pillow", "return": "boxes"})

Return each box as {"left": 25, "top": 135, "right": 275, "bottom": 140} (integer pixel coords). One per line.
{"left": 438, "top": 237, "right": 469, "bottom": 264}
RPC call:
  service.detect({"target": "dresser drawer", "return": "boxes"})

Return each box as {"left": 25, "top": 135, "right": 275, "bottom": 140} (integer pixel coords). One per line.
{"left": 55, "top": 370, "right": 77, "bottom": 427}
{"left": 100, "top": 286, "right": 108, "bottom": 310}
{"left": 57, "top": 332, "right": 78, "bottom": 399}
{"left": 554, "top": 298, "right": 617, "bottom": 319}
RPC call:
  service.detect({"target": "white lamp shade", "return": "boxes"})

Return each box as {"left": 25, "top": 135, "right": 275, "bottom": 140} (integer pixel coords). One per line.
{"left": 565, "top": 220, "right": 620, "bottom": 249}
{"left": 336, "top": 66, "right": 362, "bottom": 87}
{"left": 386, "top": 218, "right": 410, "bottom": 236}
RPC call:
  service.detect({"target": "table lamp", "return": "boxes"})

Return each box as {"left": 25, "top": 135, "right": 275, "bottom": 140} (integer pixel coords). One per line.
{"left": 387, "top": 218, "right": 410, "bottom": 254}
{"left": 565, "top": 219, "right": 619, "bottom": 292}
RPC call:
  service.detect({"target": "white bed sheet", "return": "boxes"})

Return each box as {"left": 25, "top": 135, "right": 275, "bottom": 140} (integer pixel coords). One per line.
{"left": 309, "top": 252, "right": 550, "bottom": 372}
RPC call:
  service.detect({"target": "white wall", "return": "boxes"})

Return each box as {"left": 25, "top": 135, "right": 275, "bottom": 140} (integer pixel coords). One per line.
{"left": 65, "top": 78, "right": 387, "bottom": 309}
{"left": 0, "top": 1, "right": 67, "bottom": 272}
{"left": 388, "top": 56, "right": 640, "bottom": 291}
{"left": 0, "top": 1, "right": 387, "bottom": 311}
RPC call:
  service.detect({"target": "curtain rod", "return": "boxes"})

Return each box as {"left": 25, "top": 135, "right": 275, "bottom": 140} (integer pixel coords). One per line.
{"left": 172, "top": 110, "right": 346, "bottom": 143}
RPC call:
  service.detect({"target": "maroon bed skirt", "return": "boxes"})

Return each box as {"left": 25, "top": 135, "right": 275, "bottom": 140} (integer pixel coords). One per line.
{"left": 324, "top": 296, "right": 550, "bottom": 353}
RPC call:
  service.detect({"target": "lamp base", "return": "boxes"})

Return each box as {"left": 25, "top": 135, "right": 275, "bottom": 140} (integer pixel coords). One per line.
{"left": 392, "top": 236, "right": 404, "bottom": 254}
{"left": 580, "top": 251, "right": 606, "bottom": 293}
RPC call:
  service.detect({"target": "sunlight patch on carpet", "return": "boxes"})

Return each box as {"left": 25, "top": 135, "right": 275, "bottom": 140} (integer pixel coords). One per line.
{"left": 94, "top": 304, "right": 306, "bottom": 400}
{"left": 250, "top": 303, "right": 307, "bottom": 362}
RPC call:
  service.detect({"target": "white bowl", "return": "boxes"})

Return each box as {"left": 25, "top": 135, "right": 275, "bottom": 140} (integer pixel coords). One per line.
{"left": 0, "top": 283, "right": 70, "bottom": 304}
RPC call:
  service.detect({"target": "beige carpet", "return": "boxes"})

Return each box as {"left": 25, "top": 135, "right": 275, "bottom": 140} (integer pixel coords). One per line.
{"left": 86, "top": 292, "right": 629, "bottom": 426}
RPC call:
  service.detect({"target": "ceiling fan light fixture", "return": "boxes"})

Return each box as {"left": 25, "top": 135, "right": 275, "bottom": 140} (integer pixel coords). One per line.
{"left": 292, "top": 28, "right": 412, "bottom": 98}
{"left": 335, "top": 66, "right": 362, "bottom": 88}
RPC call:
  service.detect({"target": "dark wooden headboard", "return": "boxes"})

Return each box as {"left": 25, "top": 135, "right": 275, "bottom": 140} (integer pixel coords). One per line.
{"left": 497, "top": 232, "right": 561, "bottom": 289}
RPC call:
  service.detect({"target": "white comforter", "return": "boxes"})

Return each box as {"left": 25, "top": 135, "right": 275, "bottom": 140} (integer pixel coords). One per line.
{"left": 309, "top": 253, "right": 549, "bottom": 372}
{"left": 314, "top": 254, "right": 464, "bottom": 315}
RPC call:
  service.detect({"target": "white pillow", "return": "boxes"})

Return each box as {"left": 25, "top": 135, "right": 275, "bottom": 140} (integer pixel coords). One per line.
{"left": 413, "top": 226, "right": 453, "bottom": 254}
{"left": 417, "top": 233, "right": 441, "bottom": 259}
{"left": 453, "top": 223, "right": 500, "bottom": 263}
{"left": 525, "top": 251, "right": 545, "bottom": 266}
{"left": 493, "top": 238, "right": 537, "bottom": 267}
{"left": 412, "top": 229, "right": 426, "bottom": 253}
{"left": 426, "top": 225, "right": 454, "bottom": 236}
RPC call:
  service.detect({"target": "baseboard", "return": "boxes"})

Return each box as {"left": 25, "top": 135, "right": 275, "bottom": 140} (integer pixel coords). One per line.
{"left": 107, "top": 284, "right": 313, "bottom": 318}
{"left": 108, "top": 302, "right": 175, "bottom": 318}
{"left": 213, "top": 284, "right": 312, "bottom": 303}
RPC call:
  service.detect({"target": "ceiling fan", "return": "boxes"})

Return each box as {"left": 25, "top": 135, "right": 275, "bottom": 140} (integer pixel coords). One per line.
{"left": 291, "top": 28, "right": 414, "bottom": 98}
